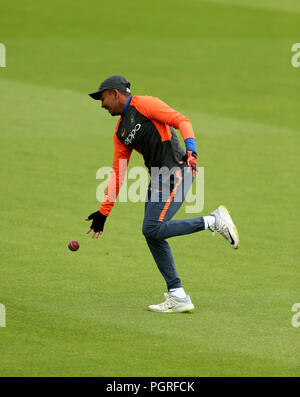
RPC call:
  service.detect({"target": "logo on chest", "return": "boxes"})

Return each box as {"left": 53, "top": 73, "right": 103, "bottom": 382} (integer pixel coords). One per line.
{"left": 124, "top": 123, "right": 141, "bottom": 145}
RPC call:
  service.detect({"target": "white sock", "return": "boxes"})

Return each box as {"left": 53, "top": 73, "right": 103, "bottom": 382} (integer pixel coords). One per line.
{"left": 203, "top": 215, "right": 215, "bottom": 230}
{"left": 169, "top": 287, "right": 186, "bottom": 299}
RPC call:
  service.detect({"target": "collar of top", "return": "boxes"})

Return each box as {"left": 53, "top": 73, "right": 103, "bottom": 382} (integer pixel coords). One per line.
{"left": 122, "top": 96, "right": 132, "bottom": 118}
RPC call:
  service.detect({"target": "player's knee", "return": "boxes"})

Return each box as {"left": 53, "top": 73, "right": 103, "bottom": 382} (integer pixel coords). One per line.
{"left": 142, "top": 220, "right": 162, "bottom": 239}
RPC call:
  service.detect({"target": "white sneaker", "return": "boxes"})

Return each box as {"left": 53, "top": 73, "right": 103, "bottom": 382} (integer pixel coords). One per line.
{"left": 148, "top": 293, "right": 195, "bottom": 313}
{"left": 210, "top": 205, "right": 240, "bottom": 249}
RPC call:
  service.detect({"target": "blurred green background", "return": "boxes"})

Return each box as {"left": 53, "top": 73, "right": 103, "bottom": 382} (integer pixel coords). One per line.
{"left": 0, "top": 0, "right": 299, "bottom": 376}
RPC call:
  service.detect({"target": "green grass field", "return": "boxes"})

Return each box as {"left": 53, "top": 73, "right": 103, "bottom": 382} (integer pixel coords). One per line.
{"left": 1, "top": 0, "right": 300, "bottom": 377}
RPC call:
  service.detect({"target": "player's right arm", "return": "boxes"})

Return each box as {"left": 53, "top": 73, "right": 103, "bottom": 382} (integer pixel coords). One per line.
{"left": 85, "top": 126, "right": 133, "bottom": 238}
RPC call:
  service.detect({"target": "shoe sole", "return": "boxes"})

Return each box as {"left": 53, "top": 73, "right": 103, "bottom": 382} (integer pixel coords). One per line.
{"left": 148, "top": 304, "right": 195, "bottom": 313}
{"left": 219, "top": 205, "right": 240, "bottom": 249}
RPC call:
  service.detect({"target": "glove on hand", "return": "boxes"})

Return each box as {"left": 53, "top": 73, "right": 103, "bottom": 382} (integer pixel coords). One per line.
{"left": 85, "top": 211, "right": 107, "bottom": 234}
{"left": 186, "top": 150, "right": 197, "bottom": 176}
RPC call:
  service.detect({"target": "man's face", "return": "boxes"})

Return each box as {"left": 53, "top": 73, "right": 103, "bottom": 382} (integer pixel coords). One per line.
{"left": 99, "top": 90, "right": 120, "bottom": 116}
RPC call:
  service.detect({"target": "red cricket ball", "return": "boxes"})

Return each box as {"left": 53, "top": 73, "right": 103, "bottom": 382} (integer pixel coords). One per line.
{"left": 68, "top": 240, "right": 80, "bottom": 251}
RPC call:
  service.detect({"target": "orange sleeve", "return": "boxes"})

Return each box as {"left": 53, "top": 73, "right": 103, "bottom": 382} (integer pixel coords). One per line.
{"left": 99, "top": 127, "right": 132, "bottom": 216}
{"left": 131, "top": 96, "right": 195, "bottom": 141}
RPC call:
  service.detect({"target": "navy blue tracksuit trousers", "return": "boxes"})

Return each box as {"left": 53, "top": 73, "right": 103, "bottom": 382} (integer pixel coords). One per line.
{"left": 142, "top": 166, "right": 205, "bottom": 290}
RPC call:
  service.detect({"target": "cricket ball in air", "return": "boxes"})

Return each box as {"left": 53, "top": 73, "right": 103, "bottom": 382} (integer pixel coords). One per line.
{"left": 68, "top": 240, "right": 80, "bottom": 251}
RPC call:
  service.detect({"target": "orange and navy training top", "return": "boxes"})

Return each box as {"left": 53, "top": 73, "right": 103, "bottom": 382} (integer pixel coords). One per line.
{"left": 99, "top": 95, "right": 196, "bottom": 216}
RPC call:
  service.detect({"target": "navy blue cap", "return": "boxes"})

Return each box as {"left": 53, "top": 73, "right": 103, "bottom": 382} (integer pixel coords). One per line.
{"left": 89, "top": 75, "right": 131, "bottom": 100}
